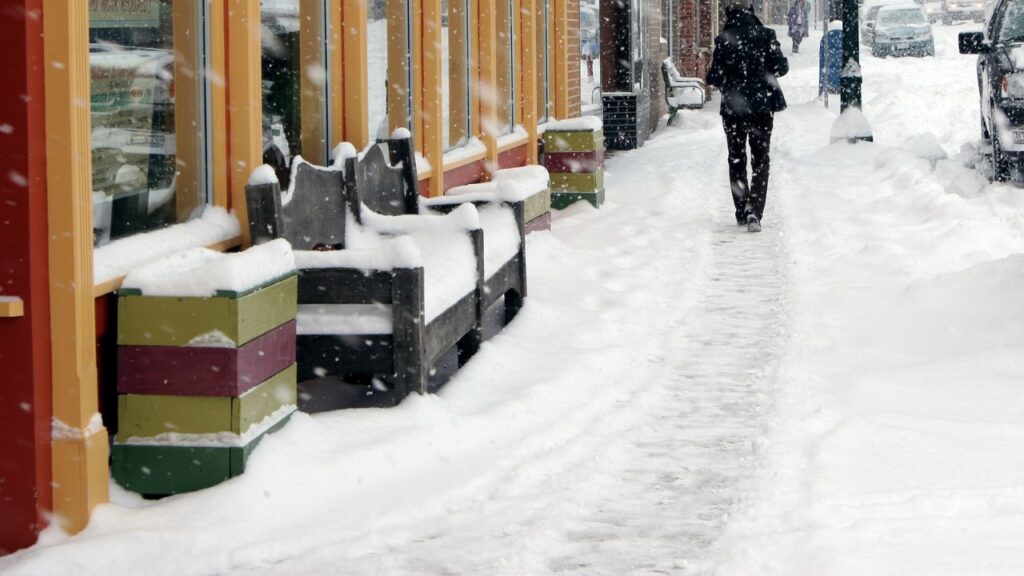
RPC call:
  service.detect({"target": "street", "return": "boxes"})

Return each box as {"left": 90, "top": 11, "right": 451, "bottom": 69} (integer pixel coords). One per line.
{"left": 5, "top": 23, "right": 1024, "bottom": 575}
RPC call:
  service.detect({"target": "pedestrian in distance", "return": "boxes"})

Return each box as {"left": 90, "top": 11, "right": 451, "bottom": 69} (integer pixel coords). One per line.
{"left": 706, "top": 0, "right": 789, "bottom": 233}
{"left": 787, "top": 0, "right": 810, "bottom": 53}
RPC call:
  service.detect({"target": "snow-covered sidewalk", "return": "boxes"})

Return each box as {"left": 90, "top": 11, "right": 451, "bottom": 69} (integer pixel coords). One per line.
{"left": 5, "top": 24, "right": 1024, "bottom": 576}
{"left": 708, "top": 25, "right": 1024, "bottom": 575}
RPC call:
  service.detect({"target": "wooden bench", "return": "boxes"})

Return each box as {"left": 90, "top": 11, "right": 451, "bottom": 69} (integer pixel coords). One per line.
{"left": 245, "top": 147, "right": 483, "bottom": 402}
{"left": 355, "top": 135, "right": 530, "bottom": 332}
{"left": 661, "top": 58, "right": 706, "bottom": 125}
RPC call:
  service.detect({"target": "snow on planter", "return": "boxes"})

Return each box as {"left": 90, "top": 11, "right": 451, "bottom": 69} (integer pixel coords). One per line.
{"left": 542, "top": 118, "right": 605, "bottom": 209}
{"left": 492, "top": 166, "right": 553, "bottom": 232}
{"left": 112, "top": 240, "right": 298, "bottom": 496}
{"left": 431, "top": 165, "right": 552, "bottom": 233}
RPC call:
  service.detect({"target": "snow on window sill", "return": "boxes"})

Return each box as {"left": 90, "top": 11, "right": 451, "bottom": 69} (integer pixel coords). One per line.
{"left": 92, "top": 206, "right": 242, "bottom": 297}
{"left": 442, "top": 137, "right": 488, "bottom": 170}
{"left": 497, "top": 125, "right": 530, "bottom": 152}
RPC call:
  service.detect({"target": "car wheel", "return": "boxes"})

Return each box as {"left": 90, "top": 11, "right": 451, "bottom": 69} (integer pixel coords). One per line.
{"left": 942, "top": 15, "right": 951, "bottom": 24}
{"left": 992, "top": 134, "right": 1012, "bottom": 182}
{"left": 926, "top": 42, "right": 935, "bottom": 56}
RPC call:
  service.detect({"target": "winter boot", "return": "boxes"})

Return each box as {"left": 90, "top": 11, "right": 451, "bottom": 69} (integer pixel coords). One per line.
{"left": 746, "top": 213, "right": 761, "bottom": 233}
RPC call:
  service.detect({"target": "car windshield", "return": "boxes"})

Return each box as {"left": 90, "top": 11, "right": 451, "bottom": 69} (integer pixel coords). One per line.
{"left": 879, "top": 8, "right": 927, "bottom": 24}
{"left": 999, "top": 0, "right": 1024, "bottom": 43}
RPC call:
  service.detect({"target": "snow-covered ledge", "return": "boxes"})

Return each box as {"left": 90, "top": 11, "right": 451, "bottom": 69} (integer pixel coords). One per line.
{"left": 93, "top": 206, "right": 242, "bottom": 296}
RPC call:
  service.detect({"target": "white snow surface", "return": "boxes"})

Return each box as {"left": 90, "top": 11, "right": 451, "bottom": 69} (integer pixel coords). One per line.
{"left": 247, "top": 164, "right": 279, "bottom": 186}
{"left": 293, "top": 236, "right": 422, "bottom": 270}
{"left": 343, "top": 204, "right": 480, "bottom": 322}
{"left": 491, "top": 164, "right": 551, "bottom": 195}
{"left": 430, "top": 165, "right": 547, "bottom": 204}
{"left": 93, "top": 206, "right": 241, "bottom": 285}
{"left": 477, "top": 204, "right": 521, "bottom": 279}
{"left": 120, "top": 238, "right": 295, "bottom": 297}
{"left": 546, "top": 116, "right": 604, "bottom": 131}
{"left": 7, "top": 25, "right": 1024, "bottom": 575}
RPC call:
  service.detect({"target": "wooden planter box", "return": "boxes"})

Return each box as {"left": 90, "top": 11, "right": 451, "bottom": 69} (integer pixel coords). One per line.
{"left": 112, "top": 273, "right": 298, "bottom": 495}
{"left": 523, "top": 188, "right": 553, "bottom": 233}
{"left": 111, "top": 413, "right": 292, "bottom": 495}
{"left": 543, "top": 128, "right": 606, "bottom": 209}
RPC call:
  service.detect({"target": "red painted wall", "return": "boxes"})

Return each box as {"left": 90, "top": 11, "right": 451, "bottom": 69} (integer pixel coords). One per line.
{"left": 0, "top": 0, "right": 52, "bottom": 555}
{"left": 497, "top": 144, "right": 528, "bottom": 170}
{"left": 442, "top": 159, "right": 487, "bottom": 192}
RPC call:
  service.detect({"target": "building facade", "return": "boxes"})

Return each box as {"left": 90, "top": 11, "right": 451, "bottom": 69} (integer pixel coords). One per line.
{"left": 0, "top": 0, "right": 710, "bottom": 554}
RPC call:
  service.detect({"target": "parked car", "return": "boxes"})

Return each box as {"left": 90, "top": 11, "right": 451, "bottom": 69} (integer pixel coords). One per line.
{"left": 920, "top": 0, "right": 945, "bottom": 22}
{"left": 871, "top": 4, "right": 936, "bottom": 56}
{"left": 942, "top": 0, "right": 986, "bottom": 23}
{"left": 959, "top": 0, "right": 1024, "bottom": 180}
{"left": 862, "top": 0, "right": 901, "bottom": 44}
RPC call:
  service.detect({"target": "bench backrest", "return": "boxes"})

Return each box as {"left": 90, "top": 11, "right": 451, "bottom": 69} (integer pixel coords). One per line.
{"left": 346, "top": 137, "right": 420, "bottom": 221}
{"left": 246, "top": 160, "right": 346, "bottom": 250}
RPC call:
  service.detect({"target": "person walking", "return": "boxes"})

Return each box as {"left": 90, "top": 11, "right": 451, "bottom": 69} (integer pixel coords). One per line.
{"left": 706, "top": 0, "right": 789, "bottom": 232}
{"left": 787, "top": 0, "right": 810, "bottom": 53}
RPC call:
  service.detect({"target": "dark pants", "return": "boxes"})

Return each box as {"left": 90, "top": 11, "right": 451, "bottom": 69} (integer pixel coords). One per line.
{"left": 723, "top": 113, "right": 774, "bottom": 223}
{"left": 791, "top": 35, "right": 803, "bottom": 53}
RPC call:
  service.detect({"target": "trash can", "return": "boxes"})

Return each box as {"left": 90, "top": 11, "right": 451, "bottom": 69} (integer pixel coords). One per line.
{"left": 819, "top": 27, "right": 843, "bottom": 95}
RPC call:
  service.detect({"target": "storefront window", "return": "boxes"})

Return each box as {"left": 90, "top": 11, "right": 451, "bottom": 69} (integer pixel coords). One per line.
{"left": 261, "top": 0, "right": 330, "bottom": 173}
{"left": 443, "top": 0, "right": 472, "bottom": 151}
{"left": 496, "top": 0, "right": 516, "bottom": 133}
{"left": 368, "top": 0, "right": 413, "bottom": 142}
{"left": 633, "top": 0, "right": 644, "bottom": 91}
{"left": 580, "top": 0, "right": 601, "bottom": 109}
{"left": 536, "top": 0, "right": 551, "bottom": 123}
{"left": 89, "top": 0, "right": 208, "bottom": 247}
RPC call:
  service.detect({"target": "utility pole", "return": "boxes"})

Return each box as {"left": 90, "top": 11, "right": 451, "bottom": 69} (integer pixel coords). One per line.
{"left": 840, "top": 0, "right": 862, "bottom": 111}
{"left": 831, "top": 0, "right": 873, "bottom": 142}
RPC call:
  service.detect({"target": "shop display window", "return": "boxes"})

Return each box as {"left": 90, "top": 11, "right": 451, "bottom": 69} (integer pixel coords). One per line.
{"left": 261, "top": 0, "right": 330, "bottom": 175}
{"left": 495, "top": 0, "right": 516, "bottom": 134}
{"left": 581, "top": 0, "right": 601, "bottom": 109}
{"left": 536, "top": 0, "right": 551, "bottom": 123}
{"left": 368, "top": 0, "right": 413, "bottom": 142}
{"left": 443, "top": 0, "right": 472, "bottom": 151}
{"left": 89, "top": 0, "right": 208, "bottom": 247}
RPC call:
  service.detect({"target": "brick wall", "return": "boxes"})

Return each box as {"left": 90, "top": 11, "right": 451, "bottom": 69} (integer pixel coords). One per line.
{"left": 677, "top": 0, "right": 716, "bottom": 79}
{"left": 649, "top": 0, "right": 666, "bottom": 129}
{"left": 567, "top": 0, "right": 581, "bottom": 118}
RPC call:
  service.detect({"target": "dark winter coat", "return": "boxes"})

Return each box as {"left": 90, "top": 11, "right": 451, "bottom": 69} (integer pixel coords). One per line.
{"left": 706, "top": 9, "right": 789, "bottom": 118}
{"left": 787, "top": 1, "right": 810, "bottom": 39}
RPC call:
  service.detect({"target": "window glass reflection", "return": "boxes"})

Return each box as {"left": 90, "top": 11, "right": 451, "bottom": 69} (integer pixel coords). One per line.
{"left": 368, "top": 0, "right": 412, "bottom": 142}
{"left": 581, "top": 0, "right": 601, "bottom": 109}
{"left": 443, "top": 0, "right": 471, "bottom": 150}
{"left": 261, "top": 0, "right": 328, "bottom": 179}
{"left": 496, "top": 0, "right": 515, "bottom": 133}
{"left": 536, "top": 0, "right": 550, "bottom": 123}
{"left": 89, "top": 0, "right": 206, "bottom": 247}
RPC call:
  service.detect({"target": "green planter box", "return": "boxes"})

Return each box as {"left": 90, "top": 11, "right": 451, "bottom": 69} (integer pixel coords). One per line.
{"left": 117, "top": 365, "right": 297, "bottom": 441}
{"left": 117, "top": 274, "right": 297, "bottom": 347}
{"left": 112, "top": 410, "right": 293, "bottom": 496}
{"left": 543, "top": 129, "right": 604, "bottom": 153}
{"left": 523, "top": 188, "right": 552, "bottom": 224}
{"left": 552, "top": 188, "right": 606, "bottom": 210}
{"left": 550, "top": 171, "right": 604, "bottom": 193}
